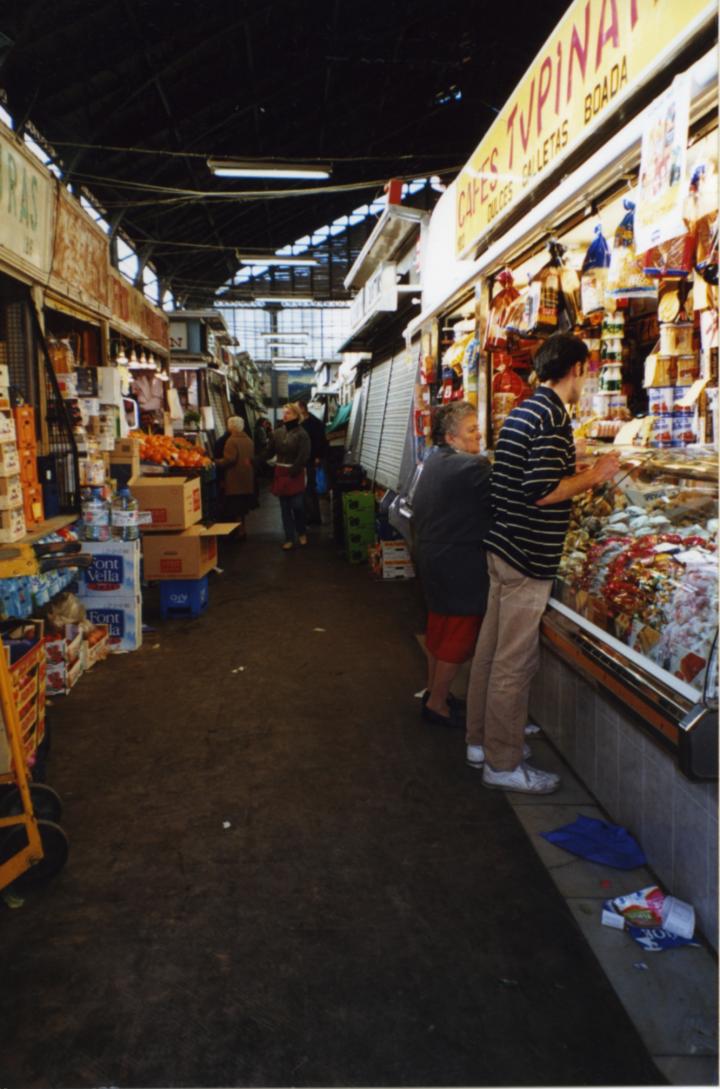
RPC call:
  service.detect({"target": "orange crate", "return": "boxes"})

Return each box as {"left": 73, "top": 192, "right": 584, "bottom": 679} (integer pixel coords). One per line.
{"left": 13, "top": 406, "right": 36, "bottom": 449}
{"left": 18, "top": 448, "right": 38, "bottom": 484}
{"left": 22, "top": 482, "right": 44, "bottom": 526}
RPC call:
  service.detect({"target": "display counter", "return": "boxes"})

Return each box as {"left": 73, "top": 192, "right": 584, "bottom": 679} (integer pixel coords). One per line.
{"left": 549, "top": 445, "right": 717, "bottom": 705}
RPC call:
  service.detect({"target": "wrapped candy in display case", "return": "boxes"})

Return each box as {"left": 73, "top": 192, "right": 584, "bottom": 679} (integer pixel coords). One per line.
{"left": 549, "top": 448, "right": 717, "bottom": 714}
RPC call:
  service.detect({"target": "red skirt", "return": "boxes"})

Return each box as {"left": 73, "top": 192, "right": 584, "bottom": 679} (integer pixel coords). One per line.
{"left": 425, "top": 611, "right": 482, "bottom": 664}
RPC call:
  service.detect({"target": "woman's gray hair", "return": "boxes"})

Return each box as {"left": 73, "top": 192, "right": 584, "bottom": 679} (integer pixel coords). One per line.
{"left": 432, "top": 401, "right": 476, "bottom": 445}
{"left": 227, "top": 416, "right": 245, "bottom": 433}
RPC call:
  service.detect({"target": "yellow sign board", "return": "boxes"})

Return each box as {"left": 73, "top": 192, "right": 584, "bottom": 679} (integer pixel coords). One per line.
{"left": 455, "top": 0, "right": 715, "bottom": 258}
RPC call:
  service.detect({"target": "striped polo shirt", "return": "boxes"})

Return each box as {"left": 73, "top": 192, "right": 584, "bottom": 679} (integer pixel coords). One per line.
{"left": 485, "top": 386, "right": 575, "bottom": 580}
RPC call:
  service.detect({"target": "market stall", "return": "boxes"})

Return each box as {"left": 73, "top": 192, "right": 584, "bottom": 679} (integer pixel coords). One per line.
{"left": 407, "top": 0, "right": 719, "bottom": 944}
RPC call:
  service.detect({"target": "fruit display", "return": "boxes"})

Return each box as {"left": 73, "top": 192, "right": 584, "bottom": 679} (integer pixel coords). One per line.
{"left": 554, "top": 449, "right": 717, "bottom": 692}
{"left": 129, "top": 431, "right": 211, "bottom": 469}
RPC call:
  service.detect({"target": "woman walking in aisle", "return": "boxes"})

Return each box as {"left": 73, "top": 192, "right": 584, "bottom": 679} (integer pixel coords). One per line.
{"left": 266, "top": 402, "right": 311, "bottom": 550}
{"left": 412, "top": 402, "right": 492, "bottom": 726}
{"left": 214, "top": 416, "right": 255, "bottom": 539}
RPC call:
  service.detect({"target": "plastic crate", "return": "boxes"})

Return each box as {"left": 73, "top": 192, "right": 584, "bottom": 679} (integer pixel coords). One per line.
{"left": 345, "top": 527, "right": 375, "bottom": 549}
{"left": 346, "top": 544, "right": 369, "bottom": 564}
{"left": 342, "top": 491, "right": 375, "bottom": 516}
{"left": 344, "top": 510, "right": 375, "bottom": 532}
{"left": 159, "top": 576, "right": 209, "bottom": 619}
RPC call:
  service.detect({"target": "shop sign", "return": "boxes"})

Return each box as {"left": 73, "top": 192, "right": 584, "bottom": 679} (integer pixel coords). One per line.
{"left": 52, "top": 189, "right": 108, "bottom": 310}
{"left": 110, "top": 269, "right": 170, "bottom": 350}
{"left": 455, "top": 0, "right": 714, "bottom": 258}
{"left": 169, "top": 320, "right": 188, "bottom": 351}
{"left": 349, "top": 263, "right": 398, "bottom": 335}
{"left": 0, "top": 123, "right": 54, "bottom": 278}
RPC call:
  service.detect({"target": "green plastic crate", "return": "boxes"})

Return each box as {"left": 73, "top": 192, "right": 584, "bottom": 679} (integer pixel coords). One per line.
{"left": 342, "top": 491, "right": 375, "bottom": 516}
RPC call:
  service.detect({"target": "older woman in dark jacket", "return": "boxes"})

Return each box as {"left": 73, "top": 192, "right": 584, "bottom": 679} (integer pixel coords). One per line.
{"left": 412, "top": 402, "right": 492, "bottom": 726}
{"left": 214, "top": 416, "right": 255, "bottom": 538}
{"left": 266, "top": 402, "right": 311, "bottom": 550}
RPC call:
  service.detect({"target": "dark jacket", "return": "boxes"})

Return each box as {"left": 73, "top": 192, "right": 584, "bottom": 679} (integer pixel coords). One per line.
{"left": 301, "top": 411, "right": 326, "bottom": 462}
{"left": 266, "top": 422, "right": 311, "bottom": 477}
{"left": 412, "top": 445, "right": 492, "bottom": 615}
{"left": 216, "top": 431, "right": 255, "bottom": 496}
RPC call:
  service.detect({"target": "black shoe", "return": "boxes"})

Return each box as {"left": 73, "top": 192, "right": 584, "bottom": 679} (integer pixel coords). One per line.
{"left": 421, "top": 704, "right": 464, "bottom": 728}
{"left": 420, "top": 690, "right": 466, "bottom": 721}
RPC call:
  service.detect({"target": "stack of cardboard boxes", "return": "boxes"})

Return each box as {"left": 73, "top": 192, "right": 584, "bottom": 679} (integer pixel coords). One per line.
{"left": 15, "top": 405, "right": 43, "bottom": 530}
{"left": 132, "top": 475, "right": 236, "bottom": 619}
{"left": 0, "top": 369, "right": 25, "bottom": 544}
{"left": 77, "top": 539, "right": 143, "bottom": 653}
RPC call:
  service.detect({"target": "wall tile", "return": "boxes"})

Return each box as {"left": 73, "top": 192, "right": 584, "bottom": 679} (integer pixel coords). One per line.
{"left": 703, "top": 812, "right": 719, "bottom": 949}
{"left": 614, "top": 724, "right": 644, "bottom": 843}
{"left": 574, "top": 678, "right": 597, "bottom": 794}
{"left": 640, "top": 744, "right": 676, "bottom": 892}
{"left": 594, "top": 700, "right": 619, "bottom": 817}
{"left": 673, "top": 782, "right": 709, "bottom": 929}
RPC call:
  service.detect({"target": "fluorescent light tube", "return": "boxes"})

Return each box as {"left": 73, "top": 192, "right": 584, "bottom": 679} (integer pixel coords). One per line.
{"left": 209, "top": 159, "right": 331, "bottom": 179}
{"left": 237, "top": 254, "right": 318, "bottom": 267}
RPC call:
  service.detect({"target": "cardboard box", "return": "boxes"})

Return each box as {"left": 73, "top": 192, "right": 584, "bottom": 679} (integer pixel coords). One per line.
{"left": 85, "top": 594, "right": 142, "bottom": 653}
{"left": 131, "top": 475, "right": 202, "bottom": 531}
{"left": 110, "top": 436, "right": 141, "bottom": 478}
{"left": 0, "top": 506, "right": 25, "bottom": 543}
{"left": 0, "top": 475, "right": 23, "bottom": 510}
{"left": 381, "top": 540, "right": 411, "bottom": 561}
{"left": 0, "top": 443, "right": 19, "bottom": 478}
{"left": 382, "top": 558, "right": 415, "bottom": 580}
{"left": 141, "top": 523, "right": 238, "bottom": 580}
{"left": 76, "top": 539, "right": 141, "bottom": 599}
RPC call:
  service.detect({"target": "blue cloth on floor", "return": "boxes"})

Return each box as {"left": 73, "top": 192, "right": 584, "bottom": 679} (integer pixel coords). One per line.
{"left": 540, "top": 814, "right": 646, "bottom": 869}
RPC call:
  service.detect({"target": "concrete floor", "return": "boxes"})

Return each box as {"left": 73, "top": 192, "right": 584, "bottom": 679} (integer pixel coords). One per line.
{"left": 0, "top": 493, "right": 701, "bottom": 1088}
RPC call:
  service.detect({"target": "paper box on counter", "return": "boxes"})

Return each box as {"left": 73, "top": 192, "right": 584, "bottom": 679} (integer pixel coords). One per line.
{"left": 77, "top": 539, "right": 141, "bottom": 599}
{"left": 85, "top": 595, "right": 142, "bottom": 653}
{"left": 142, "top": 523, "right": 238, "bottom": 580}
{"left": 0, "top": 475, "right": 23, "bottom": 510}
{"left": 131, "top": 475, "right": 202, "bottom": 531}
{"left": 0, "top": 506, "right": 25, "bottom": 543}
{"left": 0, "top": 443, "right": 20, "bottom": 478}
{"left": 110, "top": 437, "right": 141, "bottom": 479}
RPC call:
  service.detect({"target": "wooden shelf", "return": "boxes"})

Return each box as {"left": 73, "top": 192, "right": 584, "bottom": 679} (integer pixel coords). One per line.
{"left": 23, "top": 514, "right": 79, "bottom": 544}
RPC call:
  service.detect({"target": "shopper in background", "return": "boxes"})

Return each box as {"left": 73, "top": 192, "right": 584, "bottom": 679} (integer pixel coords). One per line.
{"left": 465, "top": 333, "right": 621, "bottom": 794}
{"left": 412, "top": 401, "right": 492, "bottom": 727}
{"left": 214, "top": 416, "right": 255, "bottom": 539}
{"left": 265, "top": 402, "right": 311, "bottom": 550}
{"left": 298, "top": 400, "right": 327, "bottom": 525}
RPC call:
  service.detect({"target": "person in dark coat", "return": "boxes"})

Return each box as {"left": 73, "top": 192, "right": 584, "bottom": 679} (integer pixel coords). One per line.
{"left": 412, "top": 401, "right": 492, "bottom": 726}
{"left": 265, "top": 402, "right": 311, "bottom": 550}
{"left": 214, "top": 416, "right": 255, "bottom": 538}
{"left": 298, "top": 400, "right": 327, "bottom": 525}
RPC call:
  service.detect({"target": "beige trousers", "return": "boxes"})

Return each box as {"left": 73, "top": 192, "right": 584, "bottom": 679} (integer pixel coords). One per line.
{"left": 465, "top": 553, "right": 553, "bottom": 770}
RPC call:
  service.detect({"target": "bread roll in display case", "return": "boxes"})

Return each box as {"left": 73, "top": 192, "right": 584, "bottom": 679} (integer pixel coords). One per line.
{"left": 543, "top": 447, "right": 718, "bottom": 776}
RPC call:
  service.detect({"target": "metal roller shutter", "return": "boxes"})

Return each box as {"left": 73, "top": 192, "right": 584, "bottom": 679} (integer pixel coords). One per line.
{"left": 207, "top": 372, "right": 230, "bottom": 434}
{"left": 345, "top": 381, "right": 366, "bottom": 464}
{"left": 358, "top": 356, "right": 391, "bottom": 478}
{"left": 374, "top": 349, "right": 418, "bottom": 490}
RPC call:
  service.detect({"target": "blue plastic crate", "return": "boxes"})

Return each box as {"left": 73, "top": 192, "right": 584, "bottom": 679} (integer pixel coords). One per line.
{"left": 159, "top": 576, "right": 209, "bottom": 619}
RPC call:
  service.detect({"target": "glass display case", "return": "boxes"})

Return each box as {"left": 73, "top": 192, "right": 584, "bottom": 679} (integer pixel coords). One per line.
{"left": 550, "top": 447, "right": 718, "bottom": 710}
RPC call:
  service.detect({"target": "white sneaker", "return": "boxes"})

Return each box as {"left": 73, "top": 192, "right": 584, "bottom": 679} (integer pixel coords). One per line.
{"left": 482, "top": 761, "right": 560, "bottom": 794}
{"left": 466, "top": 743, "right": 531, "bottom": 769}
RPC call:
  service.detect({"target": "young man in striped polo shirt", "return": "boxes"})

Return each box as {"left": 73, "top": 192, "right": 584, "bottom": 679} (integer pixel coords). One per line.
{"left": 465, "top": 333, "right": 620, "bottom": 794}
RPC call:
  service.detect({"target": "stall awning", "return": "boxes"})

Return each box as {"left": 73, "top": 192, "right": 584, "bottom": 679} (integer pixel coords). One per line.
{"left": 327, "top": 402, "right": 352, "bottom": 433}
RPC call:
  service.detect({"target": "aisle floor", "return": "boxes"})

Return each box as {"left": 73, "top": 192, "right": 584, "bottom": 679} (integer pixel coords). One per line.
{"left": 0, "top": 495, "right": 689, "bottom": 1088}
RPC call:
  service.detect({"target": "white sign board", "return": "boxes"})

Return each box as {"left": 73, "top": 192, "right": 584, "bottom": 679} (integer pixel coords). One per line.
{"left": 349, "top": 263, "right": 398, "bottom": 337}
{"left": 0, "top": 122, "right": 55, "bottom": 279}
{"left": 169, "top": 321, "right": 188, "bottom": 351}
